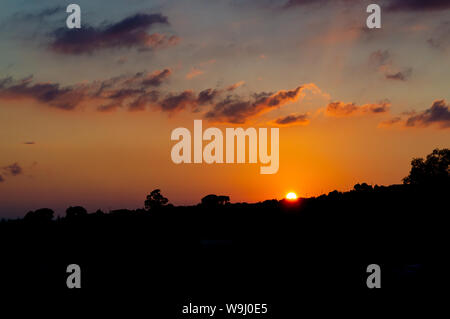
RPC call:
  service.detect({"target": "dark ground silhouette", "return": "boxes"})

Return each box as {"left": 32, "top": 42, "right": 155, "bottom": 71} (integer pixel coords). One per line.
{"left": 0, "top": 149, "right": 448, "bottom": 313}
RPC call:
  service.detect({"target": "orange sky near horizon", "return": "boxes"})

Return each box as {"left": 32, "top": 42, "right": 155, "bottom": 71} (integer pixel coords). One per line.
{"left": 0, "top": 0, "right": 449, "bottom": 217}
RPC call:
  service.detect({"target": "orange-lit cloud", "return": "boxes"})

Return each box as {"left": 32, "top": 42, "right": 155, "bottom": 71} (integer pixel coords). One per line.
{"left": 186, "top": 68, "right": 204, "bottom": 79}
{"left": 226, "top": 81, "right": 245, "bottom": 91}
{"left": 272, "top": 113, "right": 309, "bottom": 127}
{"left": 2, "top": 71, "right": 314, "bottom": 119}
{"left": 205, "top": 84, "right": 320, "bottom": 124}
{"left": 326, "top": 101, "right": 390, "bottom": 117}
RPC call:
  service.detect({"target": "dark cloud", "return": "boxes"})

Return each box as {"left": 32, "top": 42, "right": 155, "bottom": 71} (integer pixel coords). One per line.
{"left": 142, "top": 69, "right": 172, "bottom": 87}
{"left": 0, "top": 68, "right": 171, "bottom": 111}
{"left": 205, "top": 86, "right": 306, "bottom": 123}
{"left": 128, "top": 91, "right": 159, "bottom": 111}
{"left": 3, "top": 163, "right": 22, "bottom": 176}
{"left": 0, "top": 175, "right": 4, "bottom": 182}
{"left": 326, "top": 101, "right": 390, "bottom": 116}
{"left": 0, "top": 72, "right": 321, "bottom": 124}
{"left": 405, "top": 100, "right": 450, "bottom": 128}
{"left": 0, "top": 75, "right": 87, "bottom": 110}
{"left": 274, "top": 113, "right": 309, "bottom": 126}
{"left": 385, "top": 68, "right": 412, "bottom": 81}
{"left": 197, "top": 89, "right": 220, "bottom": 105}
{"left": 385, "top": 0, "right": 450, "bottom": 12}
{"left": 49, "top": 13, "right": 179, "bottom": 54}
{"left": 159, "top": 91, "right": 195, "bottom": 112}
{"left": 23, "top": 141, "right": 35, "bottom": 145}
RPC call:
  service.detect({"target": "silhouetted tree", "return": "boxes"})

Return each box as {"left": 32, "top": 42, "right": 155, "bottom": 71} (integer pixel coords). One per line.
{"left": 353, "top": 183, "right": 373, "bottom": 192}
{"left": 94, "top": 209, "right": 104, "bottom": 215}
{"left": 201, "top": 194, "right": 230, "bottom": 207}
{"left": 145, "top": 189, "right": 169, "bottom": 210}
{"left": 24, "top": 208, "right": 54, "bottom": 222}
{"left": 66, "top": 206, "right": 87, "bottom": 218}
{"left": 403, "top": 148, "right": 449, "bottom": 186}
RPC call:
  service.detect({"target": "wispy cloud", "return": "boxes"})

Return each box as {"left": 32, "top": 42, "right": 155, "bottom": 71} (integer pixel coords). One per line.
{"left": 2, "top": 162, "right": 23, "bottom": 176}
{"left": 369, "top": 50, "right": 413, "bottom": 82}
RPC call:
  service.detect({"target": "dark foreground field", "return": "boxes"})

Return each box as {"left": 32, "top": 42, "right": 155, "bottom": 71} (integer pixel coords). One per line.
{"left": 0, "top": 181, "right": 448, "bottom": 315}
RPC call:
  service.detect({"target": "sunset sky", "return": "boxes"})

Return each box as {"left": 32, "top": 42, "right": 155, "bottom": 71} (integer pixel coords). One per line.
{"left": 0, "top": 0, "right": 449, "bottom": 217}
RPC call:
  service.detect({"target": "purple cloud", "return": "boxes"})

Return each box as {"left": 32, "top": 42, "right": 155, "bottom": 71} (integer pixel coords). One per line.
{"left": 406, "top": 100, "right": 450, "bottom": 128}
{"left": 49, "top": 13, "right": 179, "bottom": 54}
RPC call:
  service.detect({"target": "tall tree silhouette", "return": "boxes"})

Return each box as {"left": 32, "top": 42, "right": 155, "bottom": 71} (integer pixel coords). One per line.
{"left": 24, "top": 208, "right": 54, "bottom": 222}
{"left": 201, "top": 194, "right": 230, "bottom": 207}
{"left": 66, "top": 206, "right": 87, "bottom": 218}
{"left": 403, "top": 148, "right": 449, "bottom": 186}
{"left": 145, "top": 189, "right": 169, "bottom": 210}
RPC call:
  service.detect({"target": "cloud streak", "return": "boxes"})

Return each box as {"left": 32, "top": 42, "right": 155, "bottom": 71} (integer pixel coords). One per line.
{"left": 385, "top": 68, "right": 412, "bottom": 81}
{"left": 273, "top": 113, "right": 309, "bottom": 126}
{"left": 326, "top": 101, "right": 390, "bottom": 117}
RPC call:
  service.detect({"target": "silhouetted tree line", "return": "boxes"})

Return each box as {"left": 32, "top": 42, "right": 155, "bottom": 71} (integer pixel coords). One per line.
{"left": 1, "top": 148, "right": 446, "bottom": 224}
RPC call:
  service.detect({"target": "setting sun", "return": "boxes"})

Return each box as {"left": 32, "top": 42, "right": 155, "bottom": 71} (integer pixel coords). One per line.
{"left": 286, "top": 192, "right": 298, "bottom": 200}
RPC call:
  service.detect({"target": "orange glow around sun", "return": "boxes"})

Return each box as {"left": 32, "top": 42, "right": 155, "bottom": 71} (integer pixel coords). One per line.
{"left": 286, "top": 192, "right": 297, "bottom": 200}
